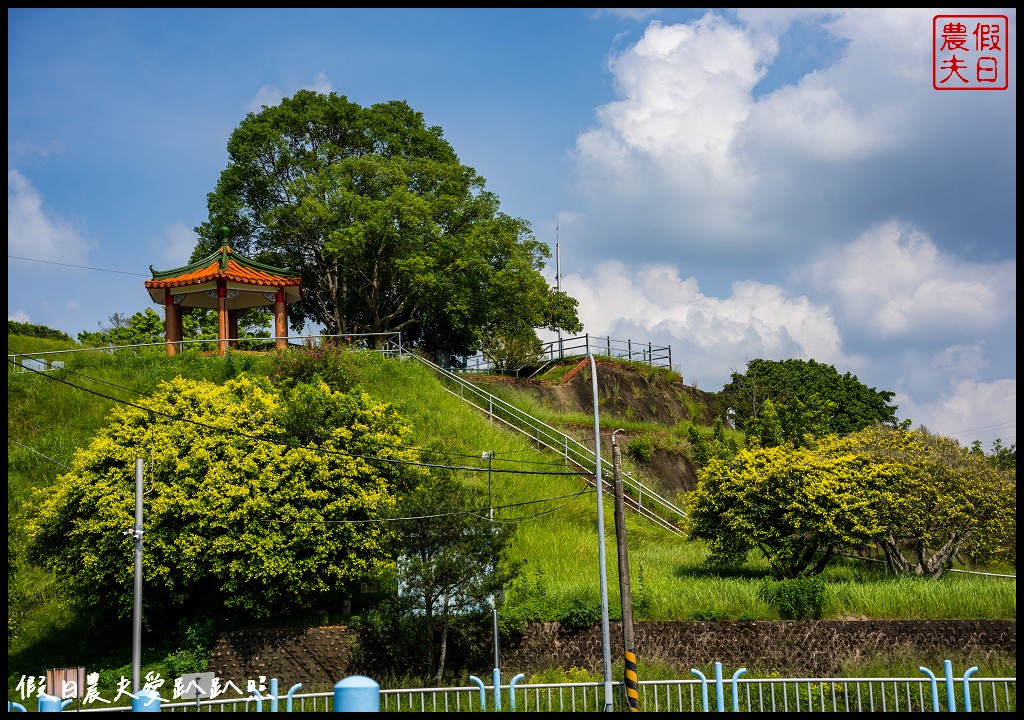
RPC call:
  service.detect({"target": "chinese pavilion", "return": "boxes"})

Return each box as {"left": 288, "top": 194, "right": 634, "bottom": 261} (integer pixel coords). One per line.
{"left": 145, "top": 244, "right": 303, "bottom": 355}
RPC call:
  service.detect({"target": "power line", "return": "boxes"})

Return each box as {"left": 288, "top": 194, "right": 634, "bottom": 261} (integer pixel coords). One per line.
{"left": 9, "top": 358, "right": 591, "bottom": 478}
{"left": 8, "top": 254, "right": 149, "bottom": 276}
{"left": 7, "top": 436, "right": 71, "bottom": 469}
{"left": 268, "top": 489, "right": 594, "bottom": 525}
{"left": 35, "top": 364, "right": 576, "bottom": 470}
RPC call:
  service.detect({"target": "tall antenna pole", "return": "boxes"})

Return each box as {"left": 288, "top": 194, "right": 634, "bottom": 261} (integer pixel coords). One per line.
{"left": 556, "top": 225, "right": 563, "bottom": 359}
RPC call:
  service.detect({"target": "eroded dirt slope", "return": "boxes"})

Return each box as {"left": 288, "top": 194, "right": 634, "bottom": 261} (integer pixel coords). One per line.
{"left": 467, "top": 359, "right": 721, "bottom": 495}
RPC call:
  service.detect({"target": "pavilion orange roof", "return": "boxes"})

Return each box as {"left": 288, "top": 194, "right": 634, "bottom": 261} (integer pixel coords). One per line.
{"left": 145, "top": 245, "right": 301, "bottom": 290}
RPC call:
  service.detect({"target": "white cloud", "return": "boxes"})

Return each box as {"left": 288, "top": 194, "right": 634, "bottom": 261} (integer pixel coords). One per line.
{"left": 8, "top": 309, "right": 31, "bottom": 323}
{"left": 897, "top": 377, "right": 1016, "bottom": 447}
{"left": 596, "top": 8, "right": 662, "bottom": 23}
{"left": 745, "top": 79, "right": 898, "bottom": 161}
{"left": 7, "top": 169, "right": 93, "bottom": 264}
{"left": 247, "top": 72, "right": 334, "bottom": 113}
{"left": 798, "top": 221, "right": 1016, "bottom": 338}
{"left": 557, "top": 259, "right": 857, "bottom": 390}
{"left": 150, "top": 222, "right": 201, "bottom": 270}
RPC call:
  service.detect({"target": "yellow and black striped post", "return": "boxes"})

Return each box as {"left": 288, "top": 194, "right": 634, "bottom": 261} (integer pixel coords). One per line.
{"left": 624, "top": 648, "right": 640, "bottom": 711}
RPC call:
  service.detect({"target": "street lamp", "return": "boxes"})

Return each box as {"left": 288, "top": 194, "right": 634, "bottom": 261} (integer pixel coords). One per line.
{"left": 588, "top": 355, "right": 614, "bottom": 712}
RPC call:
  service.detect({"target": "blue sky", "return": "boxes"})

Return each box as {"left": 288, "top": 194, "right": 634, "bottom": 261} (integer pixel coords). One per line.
{"left": 8, "top": 8, "right": 1016, "bottom": 449}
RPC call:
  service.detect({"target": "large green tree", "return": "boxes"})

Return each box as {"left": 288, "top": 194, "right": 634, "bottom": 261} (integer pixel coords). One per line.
{"left": 24, "top": 375, "right": 425, "bottom": 622}
{"left": 717, "top": 358, "right": 899, "bottom": 438}
{"left": 194, "top": 90, "right": 581, "bottom": 356}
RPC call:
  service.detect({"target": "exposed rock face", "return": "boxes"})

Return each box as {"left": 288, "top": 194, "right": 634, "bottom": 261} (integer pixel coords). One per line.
{"left": 466, "top": 359, "right": 719, "bottom": 495}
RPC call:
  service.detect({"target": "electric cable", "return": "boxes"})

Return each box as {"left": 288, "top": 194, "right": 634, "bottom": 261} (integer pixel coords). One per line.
{"left": 8, "top": 358, "right": 592, "bottom": 478}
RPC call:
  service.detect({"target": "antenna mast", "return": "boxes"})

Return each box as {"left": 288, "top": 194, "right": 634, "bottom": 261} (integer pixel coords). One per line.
{"left": 556, "top": 225, "right": 563, "bottom": 358}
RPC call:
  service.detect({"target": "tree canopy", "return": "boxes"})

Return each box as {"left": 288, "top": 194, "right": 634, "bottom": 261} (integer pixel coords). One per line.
{"left": 717, "top": 358, "right": 898, "bottom": 438}
{"left": 25, "top": 375, "right": 426, "bottom": 622}
{"left": 193, "top": 90, "right": 581, "bottom": 357}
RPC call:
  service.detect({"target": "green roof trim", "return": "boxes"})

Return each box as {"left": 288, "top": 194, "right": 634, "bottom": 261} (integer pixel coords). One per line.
{"left": 148, "top": 245, "right": 298, "bottom": 281}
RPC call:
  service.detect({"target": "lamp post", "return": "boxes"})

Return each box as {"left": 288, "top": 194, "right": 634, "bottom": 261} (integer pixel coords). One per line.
{"left": 589, "top": 355, "right": 614, "bottom": 712}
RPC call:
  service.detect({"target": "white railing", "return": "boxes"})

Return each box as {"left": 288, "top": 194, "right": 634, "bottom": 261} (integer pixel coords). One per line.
{"left": 71, "top": 673, "right": 1017, "bottom": 712}
{"left": 458, "top": 334, "right": 672, "bottom": 376}
{"left": 411, "top": 354, "right": 687, "bottom": 536}
{"left": 8, "top": 332, "right": 404, "bottom": 371}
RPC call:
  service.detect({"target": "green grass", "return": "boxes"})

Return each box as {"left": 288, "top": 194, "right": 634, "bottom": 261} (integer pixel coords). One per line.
{"left": 6, "top": 337, "right": 1016, "bottom": 698}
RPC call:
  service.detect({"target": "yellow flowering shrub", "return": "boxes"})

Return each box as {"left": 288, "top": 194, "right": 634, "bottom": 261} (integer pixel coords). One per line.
{"left": 25, "top": 374, "right": 426, "bottom": 620}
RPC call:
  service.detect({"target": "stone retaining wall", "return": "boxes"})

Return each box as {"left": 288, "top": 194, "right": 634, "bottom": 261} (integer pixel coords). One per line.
{"left": 208, "top": 620, "right": 1015, "bottom": 688}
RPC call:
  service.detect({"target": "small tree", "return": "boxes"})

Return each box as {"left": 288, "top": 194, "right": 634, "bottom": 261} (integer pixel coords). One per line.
{"left": 848, "top": 426, "right": 1016, "bottom": 577}
{"left": 481, "top": 325, "right": 544, "bottom": 374}
{"left": 77, "top": 308, "right": 165, "bottom": 347}
{"left": 684, "top": 441, "right": 895, "bottom": 577}
{"left": 392, "top": 470, "right": 518, "bottom": 682}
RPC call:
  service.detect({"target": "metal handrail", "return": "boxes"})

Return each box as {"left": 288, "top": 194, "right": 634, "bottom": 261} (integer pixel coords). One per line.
{"left": 457, "top": 334, "right": 673, "bottom": 375}
{"left": 410, "top": 354, "right": 686, "bottom": 535}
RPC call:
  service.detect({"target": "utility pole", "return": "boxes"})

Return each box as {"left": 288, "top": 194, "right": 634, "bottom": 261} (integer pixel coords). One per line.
{"left": 611, "top": 432, "right": 639, "bottom": 711}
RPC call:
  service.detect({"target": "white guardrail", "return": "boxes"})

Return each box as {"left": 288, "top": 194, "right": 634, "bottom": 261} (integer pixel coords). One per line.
{"left": 410, "top": 354, "right": 687, "bottom": 536}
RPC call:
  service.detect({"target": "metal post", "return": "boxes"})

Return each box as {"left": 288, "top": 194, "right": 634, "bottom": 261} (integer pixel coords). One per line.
{"left": 556, "top": 239, "right": 563, "bottom": 359}
{"left": 131, "top": 458, "right": 144, "bottom": 693}
{"left": 588, "top": 354, "right": 614, "bottom": 711}
{"left": 483, "top": 451, "right": 500, "bottom": 696}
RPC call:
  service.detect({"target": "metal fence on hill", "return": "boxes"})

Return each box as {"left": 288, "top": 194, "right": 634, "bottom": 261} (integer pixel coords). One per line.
{"left": 457, "top": 334, "right": 672, "bottom": 376}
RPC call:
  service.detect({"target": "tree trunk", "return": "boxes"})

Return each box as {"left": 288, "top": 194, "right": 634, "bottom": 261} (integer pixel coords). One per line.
{"left": 435, "top": 596, "right": 452, "bottom": 684}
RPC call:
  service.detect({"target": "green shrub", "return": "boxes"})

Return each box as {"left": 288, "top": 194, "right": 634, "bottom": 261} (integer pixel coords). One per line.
{"left": 269, "top": 341, "right": 358, "bottom": 391}
{"left": 561, "top": 596, "right": 601, "bottom": 631}
{"left": 8, "top": 321, "right": 72, "bottom": 341}
{"left": 758, "top": 576, "right": 827, "bottom": 619}
{"left": 626, "top": 435, "right": 655, "bottom": 464}
{"left": 499, "top": 570, "right": 557, "bottom": 642}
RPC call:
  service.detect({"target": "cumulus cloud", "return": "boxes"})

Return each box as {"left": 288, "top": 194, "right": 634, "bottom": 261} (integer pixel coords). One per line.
{"left": 555, "top": 259, "right": 857, "bottom": 390}
{"left": 568, "top": 9, "right": 1012, "bottom": 269}
{"left": 8, "top": 308, "right": 31, "bottom": 323}
{"left": 797, "top": 222, "right": 1016, "bottom": 339}
{"left": 7, "top": 169, "right": 92, "bottom": 264}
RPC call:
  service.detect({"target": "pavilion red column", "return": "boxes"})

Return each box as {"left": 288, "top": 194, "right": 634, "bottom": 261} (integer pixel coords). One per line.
{"left": 227, "top": 309, "right": 239, "bottom": 348}
{"left": 217, "top": 279, "right": 228, "bottom": 354}
{"left": 274, "top": 288, "right": 288, "bottom": 350}
{"left": 164, "top": 292, "right": 180, "bottom": 356}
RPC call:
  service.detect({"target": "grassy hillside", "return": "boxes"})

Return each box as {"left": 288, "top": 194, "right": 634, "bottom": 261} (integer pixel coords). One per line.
{"left": 7, "top": 336, "right": 1016, "bottom": 690}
